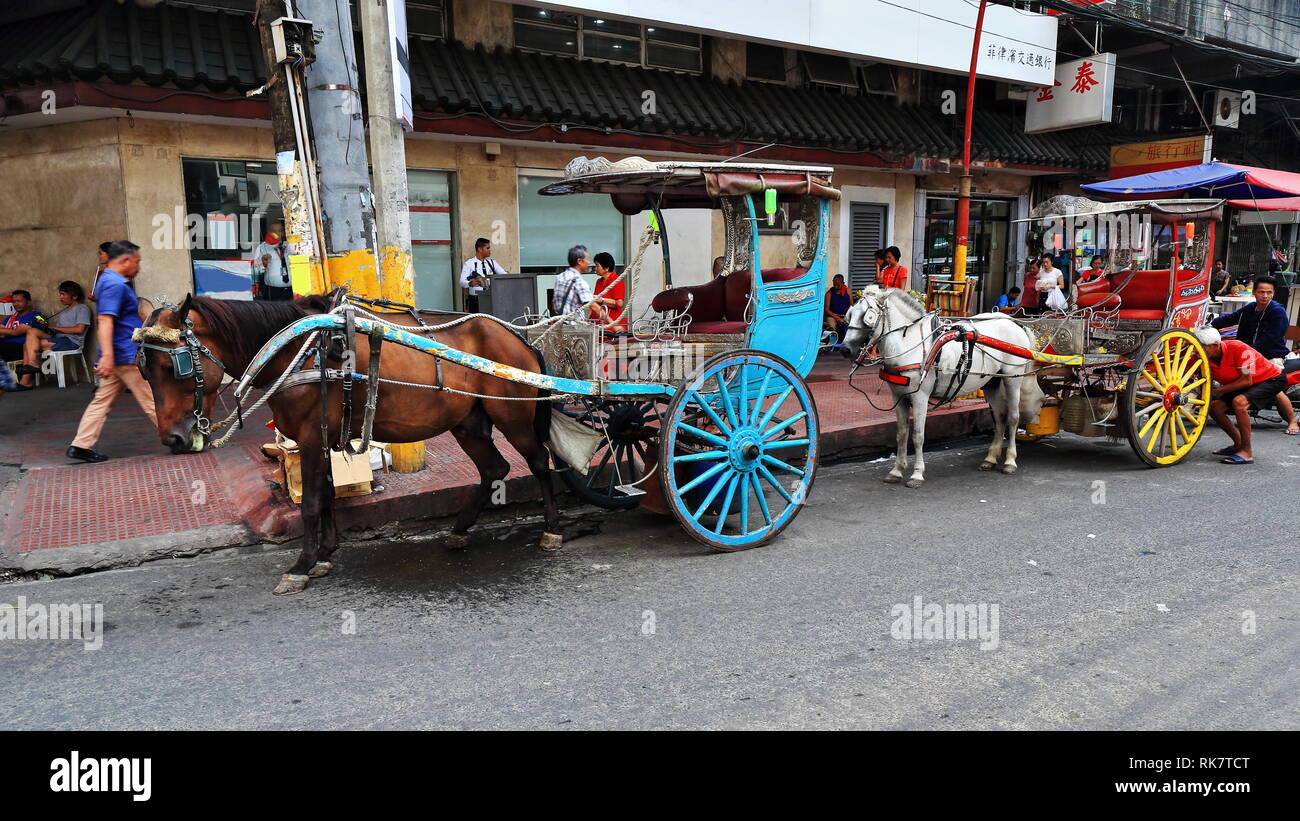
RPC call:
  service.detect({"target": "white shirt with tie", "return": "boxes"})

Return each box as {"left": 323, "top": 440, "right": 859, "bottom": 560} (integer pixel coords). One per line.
{"left": 459, "top": 256, "right": 507, "bottom": 295}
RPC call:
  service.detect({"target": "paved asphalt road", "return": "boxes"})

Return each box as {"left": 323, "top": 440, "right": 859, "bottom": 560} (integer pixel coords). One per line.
{"left": 3, "top": 427, "right": 1297, "bottom": 730}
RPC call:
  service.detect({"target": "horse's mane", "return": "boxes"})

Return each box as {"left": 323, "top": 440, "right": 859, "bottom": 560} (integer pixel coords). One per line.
{"left": 882, "top": 288, "right": 925, "bottom": 322}
{"left": 185, "top": 294, "right": 333, "bottom": 364}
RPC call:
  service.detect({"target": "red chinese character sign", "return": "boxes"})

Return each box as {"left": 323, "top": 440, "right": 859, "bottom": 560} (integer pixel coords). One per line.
{"left": 1071, "top": 61, "right": 1099, "bottom": 94}
{"left": 1025, "top": 52, "right": 1116, "bottom": 134}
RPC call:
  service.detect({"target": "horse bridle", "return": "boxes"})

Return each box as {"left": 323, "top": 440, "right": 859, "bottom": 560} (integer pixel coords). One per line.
{"left": 846, "top": 295, "right": 917, "bottom": 367}
{"left": 137, "top": 317, "right": 229, "bottom": 435}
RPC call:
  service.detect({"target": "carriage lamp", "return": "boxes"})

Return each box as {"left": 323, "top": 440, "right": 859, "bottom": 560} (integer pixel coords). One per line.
{"left": 1184, "top": 222, "right": 1195, "bottom": 239}
{"left": 764, "top": 188, "right": 777, "bottom": 226}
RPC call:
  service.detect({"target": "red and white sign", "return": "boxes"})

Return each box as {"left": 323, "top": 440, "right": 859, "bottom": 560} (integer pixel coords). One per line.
{"left": 1025, "top": 53, "right": 1116, "bottom": 134}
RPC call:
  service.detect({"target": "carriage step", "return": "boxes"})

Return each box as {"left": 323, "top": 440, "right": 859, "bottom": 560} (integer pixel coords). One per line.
{"left": 614, "top": 484, "right": 646, "bottom": 496}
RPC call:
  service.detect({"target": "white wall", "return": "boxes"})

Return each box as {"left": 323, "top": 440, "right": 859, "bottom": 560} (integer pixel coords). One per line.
{"left": 838, "top": 184, "right": 896, "bottom": 281}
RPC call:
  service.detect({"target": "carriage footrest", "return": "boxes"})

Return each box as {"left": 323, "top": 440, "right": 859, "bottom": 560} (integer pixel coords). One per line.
{"left": 614, "top": 484, "right": 646, "bottom": 497}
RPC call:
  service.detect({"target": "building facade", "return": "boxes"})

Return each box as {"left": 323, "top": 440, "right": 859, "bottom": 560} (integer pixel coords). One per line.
{"left": 10, "top": 0, "right": 1295, "bottom": 323}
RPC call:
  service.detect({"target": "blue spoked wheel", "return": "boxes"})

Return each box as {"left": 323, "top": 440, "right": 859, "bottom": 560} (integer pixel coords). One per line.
{"left": 659, "top": 350, "right": 818, "bottom": 551}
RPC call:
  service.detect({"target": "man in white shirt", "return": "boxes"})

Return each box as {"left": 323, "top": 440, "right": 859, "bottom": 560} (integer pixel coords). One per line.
{"left": 459, "top": 238, "right": 507, "bottom": 313}
{"left": 255, "top": 232, "right": 291, "bottom": 301}
{"left": 553, "top": 245, "right": 593, "bottom": 320}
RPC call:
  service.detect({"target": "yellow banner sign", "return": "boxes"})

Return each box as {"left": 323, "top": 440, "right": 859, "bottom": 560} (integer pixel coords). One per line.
{"left": 1109, "top": 135, "right": 1207, "bottom": 179}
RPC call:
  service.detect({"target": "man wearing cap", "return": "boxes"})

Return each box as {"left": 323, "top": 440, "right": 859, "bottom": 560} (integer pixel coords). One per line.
{"left": 1196, "top": 327, "right": 1289, "bottom": 465}
{"left": 255, "top": 232, "right": 292, "bottom": 301}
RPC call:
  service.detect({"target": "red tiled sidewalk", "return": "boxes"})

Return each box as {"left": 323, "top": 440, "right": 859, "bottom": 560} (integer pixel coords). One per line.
{"left": 0, "top": 358, "right": 989, "bottom": 570}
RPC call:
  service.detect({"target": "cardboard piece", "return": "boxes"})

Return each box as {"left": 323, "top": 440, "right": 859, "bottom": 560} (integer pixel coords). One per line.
{"left": 263, "top": 437, "right": 386, "bottom": 504}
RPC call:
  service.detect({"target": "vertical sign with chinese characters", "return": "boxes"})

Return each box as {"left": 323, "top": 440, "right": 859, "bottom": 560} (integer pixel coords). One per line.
{"left": 1024, "top": 53, "right": 1116, "bottom": 134}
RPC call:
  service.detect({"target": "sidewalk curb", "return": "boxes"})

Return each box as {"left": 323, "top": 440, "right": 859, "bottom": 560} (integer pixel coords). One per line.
{"left": 2, "top": 405, "right": 993, "bottom": 577}
{"left": 3, "top": 524, "right": 256, "bottom": 576}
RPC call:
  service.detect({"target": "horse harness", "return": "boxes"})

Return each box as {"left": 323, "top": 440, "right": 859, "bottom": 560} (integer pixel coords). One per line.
{"left": 136, "top": 316, "right": 232, "bottom": 436}
{"left": 310, "top": 297, "right": 446, "bottom": 459}
{"left": 846, "top": 298, "right": 982, "bottom": 409}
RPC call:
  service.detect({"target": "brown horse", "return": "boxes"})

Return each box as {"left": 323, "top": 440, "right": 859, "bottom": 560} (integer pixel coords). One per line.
{"left": 137, "top": 293, "right": 561, "bottom": 595}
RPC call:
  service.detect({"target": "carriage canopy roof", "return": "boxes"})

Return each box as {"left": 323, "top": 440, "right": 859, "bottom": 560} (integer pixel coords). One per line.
{"left": 1081, "top": 162, "right": 1300, "bottom": 209}
{"left": 538, "top": 156, "right": 840, "bottom": 214}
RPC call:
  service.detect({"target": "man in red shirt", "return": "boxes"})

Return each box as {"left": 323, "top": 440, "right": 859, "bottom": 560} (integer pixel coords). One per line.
{"left": 1195, "top": 327, "right": 1288, "bottom": 464}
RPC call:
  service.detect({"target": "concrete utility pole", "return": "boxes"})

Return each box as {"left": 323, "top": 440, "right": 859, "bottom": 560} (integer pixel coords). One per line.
{"left": 298, "top": 0, "right": 380, "bottom": 290}
{"left": 256, "top": 0, "right": 425, "bottom": 472}
{"left": 253, "top": 0, "right": 327, "bottom": 293}
{"left": 359, "top": 0, "right": 425, "bottom": 473}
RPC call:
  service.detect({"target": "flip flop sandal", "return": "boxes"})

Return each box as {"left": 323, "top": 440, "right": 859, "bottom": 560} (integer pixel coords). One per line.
{"left": 1220, "top": 454, "right": 1253, "bottom": 464}
{"left": 1212, "top": 446, "right": 1237, "bottom": 456}
{"left": 1285, "top": 429, "right": 1300, "bottom": 436}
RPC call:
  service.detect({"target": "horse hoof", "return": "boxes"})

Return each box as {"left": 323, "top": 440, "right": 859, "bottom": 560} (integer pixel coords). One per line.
{"left": 539, "top": 532, "right": 563, "bottom": 551}
{"left": 905, "top": 478, "right": 924, "bottom": 488}
{"left": 882, "top": 474, "right": 902, "bottom": 484}
{"left": 1001, "top": 465, "right": 1018, "bottom": 475}
{"left": 272, "top": 574, "right": 309, "bottom": 596}
{"left": 979, "top": 461, "right": 996, "bottom": 471}
{"left": 445, "top": 532, "right": 470, "bottom": 550}
{"left": 307, "top": 561, "right": 332, "bottom": 579}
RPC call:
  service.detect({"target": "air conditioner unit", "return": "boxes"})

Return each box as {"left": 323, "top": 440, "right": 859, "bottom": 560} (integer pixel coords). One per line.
{"left": 1212, "top": 90, "right": 1241, "bottom": 129}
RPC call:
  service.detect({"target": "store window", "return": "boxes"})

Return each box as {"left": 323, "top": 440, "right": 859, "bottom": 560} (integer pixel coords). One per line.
{"left": 513, "top": 6, "right": 702, "bottom": 73}
{"left": 181, "top": 158, "right": 282, "bottom": 298}
{"left": 408, "top": 169, "right": 456, "bottom": 311}
{"left": 518, "top": 173, "right": 625, "bottom": 312}
{"left": 923, "top": 197, "right": 1011, "bottom": 311}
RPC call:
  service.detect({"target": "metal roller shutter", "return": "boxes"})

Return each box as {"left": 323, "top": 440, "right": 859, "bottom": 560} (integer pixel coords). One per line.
{"left": 848, "top": 202, "right": 887, "bottom": 291}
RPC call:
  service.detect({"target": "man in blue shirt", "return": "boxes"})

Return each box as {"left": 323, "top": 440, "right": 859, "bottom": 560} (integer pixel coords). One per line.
{"left": 1210, "top": 274, "right": 1297, "bottom": 434}
{"left": 994, "top": 286, "right": 1021, "bottom": 310}
{"left": 1212, "top": 275, "right": 1290, "bottom": 359}
{"left": 67, "top": 240, "right": 158, "bottom": 463}
{"left": 0, "top": 289, "right": 39, "bottom": 367}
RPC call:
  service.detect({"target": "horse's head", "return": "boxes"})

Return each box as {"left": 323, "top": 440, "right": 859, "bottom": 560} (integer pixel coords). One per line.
{"left": 135, "top": 294, "right": 236, "bottom": 454}
{"left": 840, "top": 286, "right": 887, "bottom": 361}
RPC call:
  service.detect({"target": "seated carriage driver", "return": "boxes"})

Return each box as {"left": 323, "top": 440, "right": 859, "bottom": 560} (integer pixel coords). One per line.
{"left": 1195, "top": 327, "right": 1289, "bottom": 465}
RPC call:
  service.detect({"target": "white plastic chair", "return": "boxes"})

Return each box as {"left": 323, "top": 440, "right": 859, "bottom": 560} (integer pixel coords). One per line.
{"left": 36, "top": 343, "right": 89, "bottom": 388}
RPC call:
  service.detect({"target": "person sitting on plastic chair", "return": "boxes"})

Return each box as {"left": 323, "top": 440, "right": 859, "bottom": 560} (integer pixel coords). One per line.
{"left": 14, "top": 280, "right": 91, "bottom": 389}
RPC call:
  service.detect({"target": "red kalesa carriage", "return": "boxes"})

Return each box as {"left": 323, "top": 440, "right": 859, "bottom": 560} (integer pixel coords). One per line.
{"left": 840, "top": 194, "right": 1224, "bottom": 479}
{"left": 1001, "top": 197, "right": 1222, "bottom": 466}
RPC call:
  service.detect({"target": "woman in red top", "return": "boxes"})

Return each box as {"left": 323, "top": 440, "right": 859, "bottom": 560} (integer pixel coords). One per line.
{"left": 590, "top": 251, "right": 626, "bottom": 330}
{"left": 878, "top": 246, "right": 909, "bottom": 291}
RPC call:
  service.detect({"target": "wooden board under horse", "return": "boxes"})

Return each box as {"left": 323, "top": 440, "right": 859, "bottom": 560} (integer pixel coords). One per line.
{"left": 840, "top": 287, "right": 1045, "bottom": 487}
{"left": 136, "top": 293, "right": 561, "bottom": 595}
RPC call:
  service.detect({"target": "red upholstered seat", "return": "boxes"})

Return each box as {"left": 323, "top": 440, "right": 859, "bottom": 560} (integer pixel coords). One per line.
{"left": 651, "top": 268, "right": 810, "bottom": 334}
{"left": 1074, "top": 269, "right": 1175, "bottom": 320}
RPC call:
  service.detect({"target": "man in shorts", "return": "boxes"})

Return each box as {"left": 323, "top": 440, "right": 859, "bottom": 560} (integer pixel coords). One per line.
{"left": 1196, "top": 327, "right": 1288, "bottom": 465}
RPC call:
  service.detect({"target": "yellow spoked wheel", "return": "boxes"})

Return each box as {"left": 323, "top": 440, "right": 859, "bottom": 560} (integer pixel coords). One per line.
{"left": 1121, "top": 329, "right": 1210, "bottom": 467}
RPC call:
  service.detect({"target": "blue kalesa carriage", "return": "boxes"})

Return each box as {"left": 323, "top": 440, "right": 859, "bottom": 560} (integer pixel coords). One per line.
{"left": 242, "top": 157, "right": 835, "bottom": 551}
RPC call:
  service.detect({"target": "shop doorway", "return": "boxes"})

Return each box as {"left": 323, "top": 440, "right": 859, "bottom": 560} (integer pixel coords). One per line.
{"left": 922, "top": 196, "right": 1011, "bottom": 311}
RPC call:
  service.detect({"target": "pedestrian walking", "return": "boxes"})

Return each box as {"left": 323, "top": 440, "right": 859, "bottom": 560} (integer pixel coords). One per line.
{"left": 66, "top": 241, "right": 158, "bottom": 463}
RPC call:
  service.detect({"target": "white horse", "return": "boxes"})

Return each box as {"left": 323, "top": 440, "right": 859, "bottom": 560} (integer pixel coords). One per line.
{"left": 840, "top": 287, "right": 1045, "bottom": 487}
